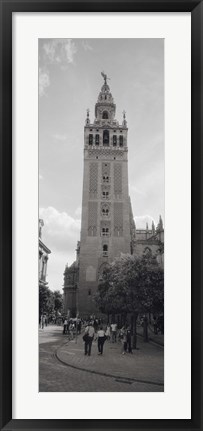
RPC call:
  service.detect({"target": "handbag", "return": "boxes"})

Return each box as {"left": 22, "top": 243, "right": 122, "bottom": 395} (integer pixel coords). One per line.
{"left": 83, "top": 332, "right": 89, "bottom": 342}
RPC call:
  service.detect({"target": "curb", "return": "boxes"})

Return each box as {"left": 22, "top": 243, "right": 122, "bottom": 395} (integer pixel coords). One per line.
{"left": 136, "top": 333, "right": 164, "bottom": 348}
{"left": 55, "top": 345, "right": 164, "bottom": 388}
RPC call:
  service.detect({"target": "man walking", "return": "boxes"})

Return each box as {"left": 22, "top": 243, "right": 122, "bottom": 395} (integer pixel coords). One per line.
{"left": 84, "top": 321, "right": 95, "bottom": 356}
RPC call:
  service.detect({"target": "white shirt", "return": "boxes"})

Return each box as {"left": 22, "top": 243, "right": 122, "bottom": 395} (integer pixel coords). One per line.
{"left": 111, "top": 324, "right": 117, "bottom": 331}
{"left": 85, "top": 326, "right": 95, "bottom": 337}
{"left": 97, "top": 329, "right": 105, "bottom": 337}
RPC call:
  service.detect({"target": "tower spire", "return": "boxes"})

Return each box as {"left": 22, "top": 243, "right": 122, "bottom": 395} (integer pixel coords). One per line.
{"left": 122, "top": 110, "right": 127, "bottom": 127}
{"left": 101, "top": 71, "right": 110, "bottom": 85}
{"left": 86, "top": 108, "right": 90, "bottom": 125}
{"left": 156, "top": 215, "right": 163, "bottom": 231}
{"left": 152, "top": 220, "right": 155, "bottom": 235}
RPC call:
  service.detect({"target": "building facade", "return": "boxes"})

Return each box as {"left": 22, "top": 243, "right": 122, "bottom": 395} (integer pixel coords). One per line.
{"left": 133, "top": 216, "right": 164, "bottom": 268}
{"left": 63, "top": 242, "right": 80, "bottom": 317}
{"left": 39, "top": 219, "right": 51, "bottom": 290}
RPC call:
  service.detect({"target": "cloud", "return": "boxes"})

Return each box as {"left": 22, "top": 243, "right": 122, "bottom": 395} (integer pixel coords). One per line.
{"left": 75, "top": 206, "right": 82, "bottom": 217}
{"left": 39, "top": 206, "right": 81, "bottom": 253}
{"left": 43, "top": 39, "right": 77, "bottom": 65}
{"left": 134, "top": 214, "right": 156, "bottom": 229}
{"left": 39, "top": 68, "right": 50, "bottom": 96}
{"left": 64, "top": 39, "right": 77, "bottom": 63}
{"left": 39, "top": 206, "right": 81, "bottom": 291}
{"left": 81, "top": 40, "right": 93, "bottom": 51}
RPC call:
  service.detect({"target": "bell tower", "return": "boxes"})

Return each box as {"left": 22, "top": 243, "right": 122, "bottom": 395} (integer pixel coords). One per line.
{"left": 78, "top": 73, "right": 132, "bottom": 316}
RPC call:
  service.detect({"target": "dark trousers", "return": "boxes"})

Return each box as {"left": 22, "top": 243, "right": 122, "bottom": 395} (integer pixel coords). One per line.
{"left": 112, "top": 331, "right": 117, "bottom": 342}
{"left": 85, "top": 336, "right": 93, "bottom": 355}
{"left": 98, "top": 337, "right": 105, "bottom": 354}
{"left": 127, "top": 337, "right": 132, "bottom": 353}
{"left": 123, "top": 341, "right": 127, "bottom": 352}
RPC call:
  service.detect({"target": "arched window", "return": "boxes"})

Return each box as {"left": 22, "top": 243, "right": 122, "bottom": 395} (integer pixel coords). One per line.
{"left": 102, "top": 191, "right": 109, "bottom": 199}
{"left": 95, "top": 134, "right": 99, "bottom": 145}
{"left": 102, "top": 111, "right": 108, "bottom": 119}
{"left": 103, "top": 244, "right": 108, "bottom": 257}
{"left": 113, "top": 135, "right": 117, "bottom": 146}
{"left": 103, "top": 175, "right": 109, "bottom": 183}
{"left": 103, "top": 130, "right": 109, "bottom": 146}
{"left": 89, "top": 134, "right": 93, "bottom": 145}
{"left": 101, "top": 227, "right": 109, "bottom": 236}
{"left": 102, "top": 207, "right": 109, "bottom": 216}
{"left": 119, "top": 135, "right": 123, "bottom": 147}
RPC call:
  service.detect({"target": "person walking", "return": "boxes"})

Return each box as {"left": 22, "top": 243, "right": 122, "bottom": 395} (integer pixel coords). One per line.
{"left": 105, "top": 324, "right": 111, "bottom": 341}
{"left": 120, "top": 326, "right": 127, "bottom": 354}
{"left": 97, "top": 326, "right": 106, "bottom": 355}
{"left": 41, "top": 315, "right": 46, "bottom": 329}
{"left": 111, "top": 322, "right": 117, "bottom": 343}
{"left": 84, "top": 321, "right": 95, "bottom": 356}
{"left": 69, "top": 322, "right": 74, "bottom": 340}
{"left": 63, "top": 319, "right": 68, "bottom": 334}
{"left": 126, "top": 326, "right": 132, "bottom": 353}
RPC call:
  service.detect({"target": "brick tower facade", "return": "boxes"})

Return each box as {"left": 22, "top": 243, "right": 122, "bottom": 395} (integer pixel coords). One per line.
{"left": 77, "top": 73, "right": 134, "bottom": 316}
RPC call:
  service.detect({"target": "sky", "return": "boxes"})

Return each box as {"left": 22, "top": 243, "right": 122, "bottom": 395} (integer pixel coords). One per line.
{"left": 39, "top": 38, "right": 164, "bottom": 292}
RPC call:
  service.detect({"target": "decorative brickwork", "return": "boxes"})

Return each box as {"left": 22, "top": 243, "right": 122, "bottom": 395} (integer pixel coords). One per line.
{"left": 113, "top": 202, "right": 123, "bottom": 236}
{"left": 114, "top": 163, "right": 122, "bottom": 198}
{"left": 88, "top": 149, "right": 124, "bottom": 159}
{"left": 100, "top": 220, "right": 111, "bottom": 237}
{"left": 101, "top": 202, "right": 110, "bottom": 217}
{"left": 101, "top": 184, "right": 110, "bottom": 199}
{"left": 88, "top": 201, "right": 98, "bottom": 236}
{"left": 102, "top": 162, "right": 110, "bottom": 178}
{"left": 89, "top": 163, "right": 98, "bottom": 198}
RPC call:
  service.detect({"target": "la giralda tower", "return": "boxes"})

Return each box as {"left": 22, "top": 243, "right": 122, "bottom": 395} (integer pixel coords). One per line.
{"left": 78, "top": 73, "right": 134, "bottom": 316}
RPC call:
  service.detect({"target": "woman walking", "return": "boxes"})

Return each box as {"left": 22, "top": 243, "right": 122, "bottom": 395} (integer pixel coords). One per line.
{"left": 105, "top": 324, "right": 111, "bottom": 340}
{"left": 97, "top": 326, "right": 106, "bottom": 355}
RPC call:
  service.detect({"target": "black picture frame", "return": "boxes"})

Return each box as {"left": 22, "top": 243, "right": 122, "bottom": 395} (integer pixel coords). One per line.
{"left": 0, "top": 1, "right": 202, "bottom": 430}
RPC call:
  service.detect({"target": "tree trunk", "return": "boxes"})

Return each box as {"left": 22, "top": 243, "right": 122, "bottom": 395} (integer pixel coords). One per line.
{"left": 132, "top": 313, "right": 138, "bottom": 349}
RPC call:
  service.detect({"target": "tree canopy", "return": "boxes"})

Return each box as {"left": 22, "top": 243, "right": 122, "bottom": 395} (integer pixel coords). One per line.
{"left": 39, "top": 285, "right": 63, "bottom": 317}
{"left": 94, "top": 254, "right": 164, "bottom": 317}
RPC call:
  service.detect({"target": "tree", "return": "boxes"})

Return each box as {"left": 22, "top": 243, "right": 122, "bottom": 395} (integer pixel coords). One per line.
{"left": 39, "top": 284, "right": 51, "bottom": 319}
{"left": 53, "top": 290, "right": 63, "bottom": 315}
{"left": 39, "top": 286, "right": 63, "bottom": 321}
{"left": 94, "top": 254, "right": 164, "bottom": 348}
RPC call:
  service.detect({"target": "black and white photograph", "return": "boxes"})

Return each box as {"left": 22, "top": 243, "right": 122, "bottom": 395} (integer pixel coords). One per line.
{"left": 39, "top": 38, "right": 164, "bottom": 392}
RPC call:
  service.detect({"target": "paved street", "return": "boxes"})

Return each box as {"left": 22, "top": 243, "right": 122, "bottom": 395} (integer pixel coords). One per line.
{"left": 39, "top": 326, "right": 164, "bottom": 392}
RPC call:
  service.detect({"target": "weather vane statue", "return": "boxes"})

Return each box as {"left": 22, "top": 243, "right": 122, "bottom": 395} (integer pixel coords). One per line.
{"left": 101, "top": 71, "right": 110, "bottom": 85}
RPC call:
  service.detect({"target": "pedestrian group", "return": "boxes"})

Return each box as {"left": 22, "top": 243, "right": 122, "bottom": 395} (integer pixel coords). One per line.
{"left": 82, "top": 320, "right": 133, "bottom": 356}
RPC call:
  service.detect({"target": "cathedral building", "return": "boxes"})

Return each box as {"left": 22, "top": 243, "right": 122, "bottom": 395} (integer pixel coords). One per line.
{"left": 63, "top": 74, "right": 164, "bottom": 318}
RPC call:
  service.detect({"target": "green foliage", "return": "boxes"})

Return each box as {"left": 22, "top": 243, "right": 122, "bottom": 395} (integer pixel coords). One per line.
{"left": 94, "top": 254, "right": 164, "bottom": 316}
{"left": 53, "top": 290, "right": 63, "bottom": 314}
{"left": 39, "top": 285, "right": 63, "bottom": 317}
